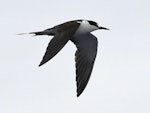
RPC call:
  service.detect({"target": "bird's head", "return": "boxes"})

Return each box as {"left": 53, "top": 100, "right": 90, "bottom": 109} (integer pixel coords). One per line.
{"left": 76, "top": 20, "right": 109, "bottom": 35}
{"left": 87, "top": 20, "right": 109, "bottom": 31}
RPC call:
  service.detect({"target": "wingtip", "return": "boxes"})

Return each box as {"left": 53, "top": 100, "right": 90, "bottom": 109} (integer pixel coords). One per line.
{"left": 38, "top": 61, "right": 44, "bottom": 66}
{"left": 38, "top": 63, "right": 43, "bottom": 67}
{"left": 77, "top": 94, "right": 80, "bottom": 97}
{"left": 77, "top": 91, "right": 82, "bottom": 97}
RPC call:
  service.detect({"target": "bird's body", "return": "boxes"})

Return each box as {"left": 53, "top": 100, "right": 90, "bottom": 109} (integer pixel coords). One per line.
{"left": 26, "top": 20, "right": 109, "bottom": 97}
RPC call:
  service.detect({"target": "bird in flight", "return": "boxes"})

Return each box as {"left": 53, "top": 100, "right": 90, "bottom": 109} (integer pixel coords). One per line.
{"left": 22, "top": 20, "right": 109, "bottom": 97}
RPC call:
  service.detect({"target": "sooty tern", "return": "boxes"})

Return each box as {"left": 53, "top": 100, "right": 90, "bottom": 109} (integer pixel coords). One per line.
{"left": 23, "top": 20, "right": 109, "bottom": 97}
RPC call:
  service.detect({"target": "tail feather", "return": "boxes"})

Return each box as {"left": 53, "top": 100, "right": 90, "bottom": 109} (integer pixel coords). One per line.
{"left": 29, "top": 31, "right": 45, "bottom": 35}
{"left": 17, "top": 28, "right": 55, "bottom": 36}
{"left": 17, "top": 33, "right": 29, "bottom": 35}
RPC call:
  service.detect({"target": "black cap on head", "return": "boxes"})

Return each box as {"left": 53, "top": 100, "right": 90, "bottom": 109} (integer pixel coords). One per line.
{"left": 88, "top": 21, "right": 99, "bottom": 28}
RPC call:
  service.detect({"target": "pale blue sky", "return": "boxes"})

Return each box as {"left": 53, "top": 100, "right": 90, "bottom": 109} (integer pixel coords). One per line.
{"left": 0, "top": 0, "right": 150, "bottom": 113}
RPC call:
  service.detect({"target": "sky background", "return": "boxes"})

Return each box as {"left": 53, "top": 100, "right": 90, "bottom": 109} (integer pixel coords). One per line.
{"left": 0, "top": 0, "right": 150, "bottom": 113}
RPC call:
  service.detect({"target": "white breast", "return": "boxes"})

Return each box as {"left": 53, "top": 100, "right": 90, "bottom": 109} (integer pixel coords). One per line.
{"left": 74, "top": 20, "right": 98, "bottom": 36}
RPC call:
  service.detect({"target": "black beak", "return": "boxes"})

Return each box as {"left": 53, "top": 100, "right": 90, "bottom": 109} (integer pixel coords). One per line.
{"left": 99, "top": 27, "right": 109, "bottom": 30}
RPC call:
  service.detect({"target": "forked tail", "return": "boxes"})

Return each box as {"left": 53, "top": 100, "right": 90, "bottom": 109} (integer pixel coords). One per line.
{"left": 17, "top": 28, "right": 56, "bottom": 36}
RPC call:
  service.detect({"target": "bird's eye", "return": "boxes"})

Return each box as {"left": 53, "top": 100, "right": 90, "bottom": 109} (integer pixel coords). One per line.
{"left": 88, "top": 21, "right": 99, "bottom": 28}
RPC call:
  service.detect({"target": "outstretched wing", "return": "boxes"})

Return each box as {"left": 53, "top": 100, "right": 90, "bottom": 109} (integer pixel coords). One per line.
{"left": 71, "top": 33, "right": 98, "bottom": 97}
{"left": 39, "top": 32, "right": 71, "bottom": 66}
{"left": 39, "top": 22, "right": 80, "bottom": 66}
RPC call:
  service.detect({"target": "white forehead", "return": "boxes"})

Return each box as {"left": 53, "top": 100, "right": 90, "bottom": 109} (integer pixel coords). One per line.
{"left": 75, "top": 20, "right": 98, "bottom": 35}
{"left": 77, "top": 20, "right": 89, "bottom": 24}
